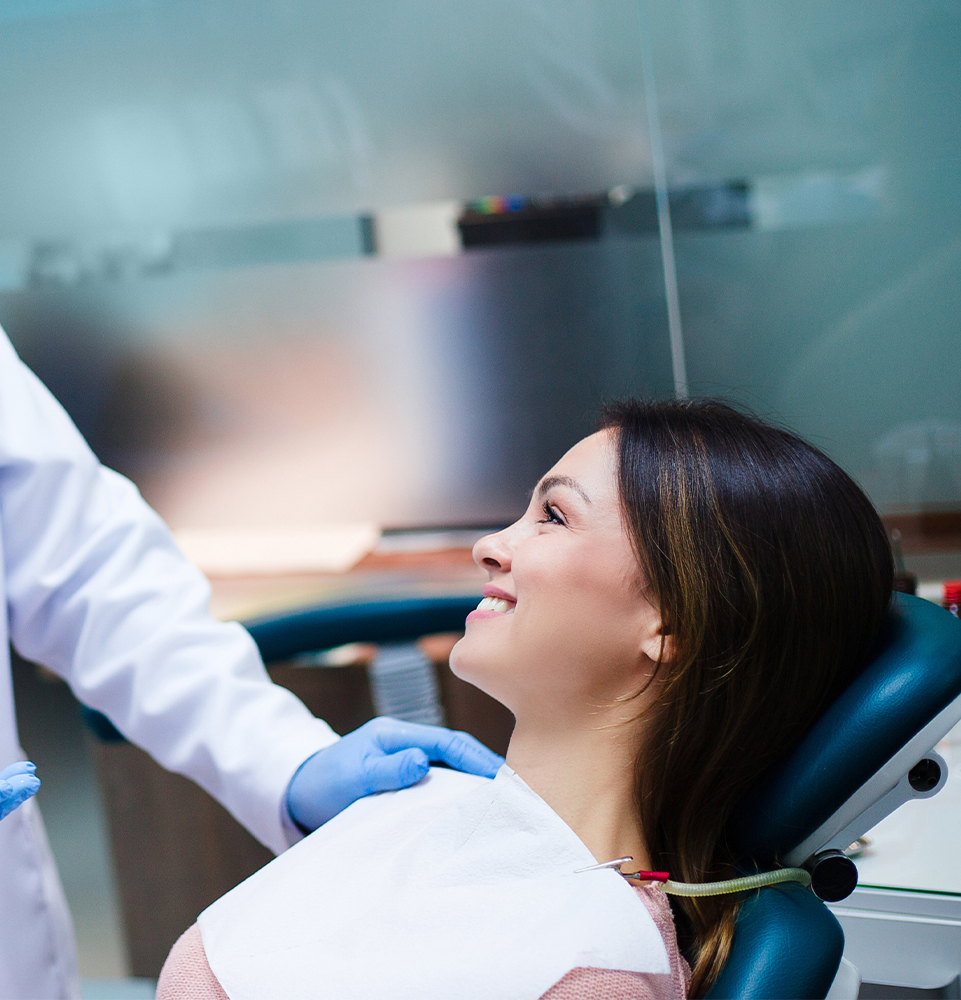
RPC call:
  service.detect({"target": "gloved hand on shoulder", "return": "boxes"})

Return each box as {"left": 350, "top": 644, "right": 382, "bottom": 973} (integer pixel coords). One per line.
{"left": 286, "top": 717, "right": 503, "bottom": 833}
{"left": 0, "top": 761, "right": 40, "bottom": 821}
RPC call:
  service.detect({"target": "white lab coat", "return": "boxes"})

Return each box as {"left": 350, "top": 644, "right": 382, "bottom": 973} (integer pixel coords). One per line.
{"left": 0, "top": 327, "right": 339, "bottom": 999}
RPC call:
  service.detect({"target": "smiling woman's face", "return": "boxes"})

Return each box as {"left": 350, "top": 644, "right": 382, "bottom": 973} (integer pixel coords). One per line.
{"left": 450, "top": 429, "right": 663, "bottom": 726}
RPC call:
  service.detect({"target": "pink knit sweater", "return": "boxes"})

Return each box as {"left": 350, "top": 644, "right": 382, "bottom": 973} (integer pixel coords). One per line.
{"left": 157, "top": 885, "right": 691, "bottom": 1000}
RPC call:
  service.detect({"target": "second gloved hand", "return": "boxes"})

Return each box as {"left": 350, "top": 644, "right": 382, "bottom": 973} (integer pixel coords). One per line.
{"left": 286, "top": 717, "right": 504, "bottom": 833}
{"left": 0, "top": 761, "right": 40, "bottom": 821}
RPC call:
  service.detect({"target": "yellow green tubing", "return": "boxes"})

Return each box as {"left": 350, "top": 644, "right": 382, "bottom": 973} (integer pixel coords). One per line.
{"left": 661, "top": 868, "right": 812, "bottom": 896}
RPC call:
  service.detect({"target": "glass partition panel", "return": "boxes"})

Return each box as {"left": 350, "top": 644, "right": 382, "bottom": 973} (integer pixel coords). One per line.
{"left": 651, "top": 0, "right": 961, "bottom": 518}
{"left": 0, "top": 0, "right": 652, "bottom": 239}
{"left": 0, "top": 0, "right": 682, "bottom": 533}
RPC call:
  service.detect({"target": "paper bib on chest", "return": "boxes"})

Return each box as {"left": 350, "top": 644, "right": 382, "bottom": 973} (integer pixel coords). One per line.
{"left": 199, "top": 765, "right": 669, "bottom": 1000}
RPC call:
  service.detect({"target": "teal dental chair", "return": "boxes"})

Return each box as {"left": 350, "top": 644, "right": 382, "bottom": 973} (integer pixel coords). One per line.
{"left": 243, "top": 591, "right": 961, "bottom": 999}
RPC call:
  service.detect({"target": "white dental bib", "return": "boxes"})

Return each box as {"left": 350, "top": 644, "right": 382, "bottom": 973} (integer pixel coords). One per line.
{"left": 199, "top": 765, "right": 669, "bottom": 1000}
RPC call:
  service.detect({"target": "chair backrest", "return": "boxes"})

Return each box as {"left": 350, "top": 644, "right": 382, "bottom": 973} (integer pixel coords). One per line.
{"left": 707, "top": 593, "right": 961, "bottom": 999}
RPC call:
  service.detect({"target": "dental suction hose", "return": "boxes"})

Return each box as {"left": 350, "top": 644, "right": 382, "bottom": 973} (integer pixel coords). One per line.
{"left": 659, "top": 868, "right": 811, "bottom": 896}
{"left": 576, "top": 857, "right": 813, "bottom": 896}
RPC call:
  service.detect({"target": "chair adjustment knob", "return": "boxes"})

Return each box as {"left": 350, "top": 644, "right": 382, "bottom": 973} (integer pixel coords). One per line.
{"left": 908, "top": 757, "right": 942, "bottom": 793}
{"left": 805, "top": 851, "right": 858, "bottom": 902}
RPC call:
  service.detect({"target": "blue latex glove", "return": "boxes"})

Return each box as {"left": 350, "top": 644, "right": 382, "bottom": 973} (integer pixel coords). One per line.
{"left": 286, "top": 717, "right": 504, "bottom": 833}
{"left": 0, "top": 761, "right": 40, "bottom": 821}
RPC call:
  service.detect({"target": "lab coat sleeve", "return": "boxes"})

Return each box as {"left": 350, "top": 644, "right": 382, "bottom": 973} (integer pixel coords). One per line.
{"left": 0, "top": 330, "right": 338, "bottom": 854}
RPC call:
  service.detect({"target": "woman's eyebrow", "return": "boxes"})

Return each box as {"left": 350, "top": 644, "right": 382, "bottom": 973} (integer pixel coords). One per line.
{"left": 535, "top": 475, "right": 593, "bottom": 505}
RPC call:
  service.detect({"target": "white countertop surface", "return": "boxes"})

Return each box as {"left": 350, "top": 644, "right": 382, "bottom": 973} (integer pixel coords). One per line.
{"left": 855, "top": 724, "right": 961, "bottom": 896}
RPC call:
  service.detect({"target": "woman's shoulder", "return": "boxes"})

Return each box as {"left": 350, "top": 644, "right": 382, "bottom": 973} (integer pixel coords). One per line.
{"left": 156, "top": 925, "right": 227, "bottom": 1000}
{"left": 540, "top": 886, "right": 692, "bottom": 1000}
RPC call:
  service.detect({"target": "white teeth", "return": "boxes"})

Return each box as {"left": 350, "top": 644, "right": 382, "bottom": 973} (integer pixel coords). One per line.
{"left": 477, "top": 596, "right": 515, "bottom": 614}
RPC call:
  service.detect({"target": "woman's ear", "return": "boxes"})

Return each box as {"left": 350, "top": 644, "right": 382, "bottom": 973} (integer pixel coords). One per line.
{"left": 639, "top": 619, "right": 675, "bottom": 667}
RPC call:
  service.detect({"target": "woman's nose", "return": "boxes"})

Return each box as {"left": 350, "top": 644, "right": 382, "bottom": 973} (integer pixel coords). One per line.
{"left": 472, "top": 525, "right": 513, "bottom": 573}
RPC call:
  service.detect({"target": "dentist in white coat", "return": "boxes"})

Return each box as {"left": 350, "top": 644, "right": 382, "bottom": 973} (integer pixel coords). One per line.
{"left": 0, "top": 327, "right": 501, "bottom": 999}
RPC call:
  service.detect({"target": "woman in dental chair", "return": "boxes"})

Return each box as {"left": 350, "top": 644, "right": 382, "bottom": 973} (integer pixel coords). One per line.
{"left": 157, "top": 398, "right": 893, "bottom": 1000}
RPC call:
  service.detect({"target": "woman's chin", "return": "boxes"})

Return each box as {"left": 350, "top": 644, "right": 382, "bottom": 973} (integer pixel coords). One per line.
{"left": 448, "top": 638, "right": 484, "bottom": 684}
{"left": 449, "top": 642, "right": 508, "bottom": 701}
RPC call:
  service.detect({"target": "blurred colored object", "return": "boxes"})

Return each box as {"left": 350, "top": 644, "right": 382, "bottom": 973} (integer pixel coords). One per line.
{"left": 943, "top": 581, "right": 961, "bottom": 618}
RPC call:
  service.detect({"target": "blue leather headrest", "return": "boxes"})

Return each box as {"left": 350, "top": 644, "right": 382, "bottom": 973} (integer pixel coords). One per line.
{"left": 728, "top": 593, "right": 961, "bottom": 863}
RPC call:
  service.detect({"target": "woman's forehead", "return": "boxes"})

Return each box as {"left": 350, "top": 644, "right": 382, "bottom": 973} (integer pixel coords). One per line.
{"left": 543, "top": 431, "right": 618, "bottom": 500}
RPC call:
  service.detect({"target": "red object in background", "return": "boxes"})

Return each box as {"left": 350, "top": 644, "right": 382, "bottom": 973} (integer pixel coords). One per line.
{"left": 942, "top": 581, "right": 961, "bottom": 616}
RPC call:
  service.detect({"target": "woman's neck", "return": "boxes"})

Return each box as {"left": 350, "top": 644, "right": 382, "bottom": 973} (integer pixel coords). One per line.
{"left": 505, "top": 715, "right": 652, "bottom": 872}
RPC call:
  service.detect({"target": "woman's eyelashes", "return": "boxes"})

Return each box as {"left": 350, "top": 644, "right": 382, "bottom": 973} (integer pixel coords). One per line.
{"left": 536, "top": 499, "right": 565, "bottom": 526}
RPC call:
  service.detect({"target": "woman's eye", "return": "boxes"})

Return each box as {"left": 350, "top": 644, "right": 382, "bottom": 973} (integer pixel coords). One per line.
{"left": 536, "top": 500, "right": 564, "bottom": 525}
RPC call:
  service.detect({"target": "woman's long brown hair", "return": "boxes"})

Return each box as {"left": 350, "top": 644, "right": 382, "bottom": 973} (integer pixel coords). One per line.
{"left": 600, "top": 399, "right": 893, "bottom": 997}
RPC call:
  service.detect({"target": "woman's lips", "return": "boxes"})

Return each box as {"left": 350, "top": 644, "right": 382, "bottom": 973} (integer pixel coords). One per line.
{"left": 466, "top": 608, "right": 508, "bottom": 622}
{"left": 482, "top": 585, "right": 516, "bottom": 604}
